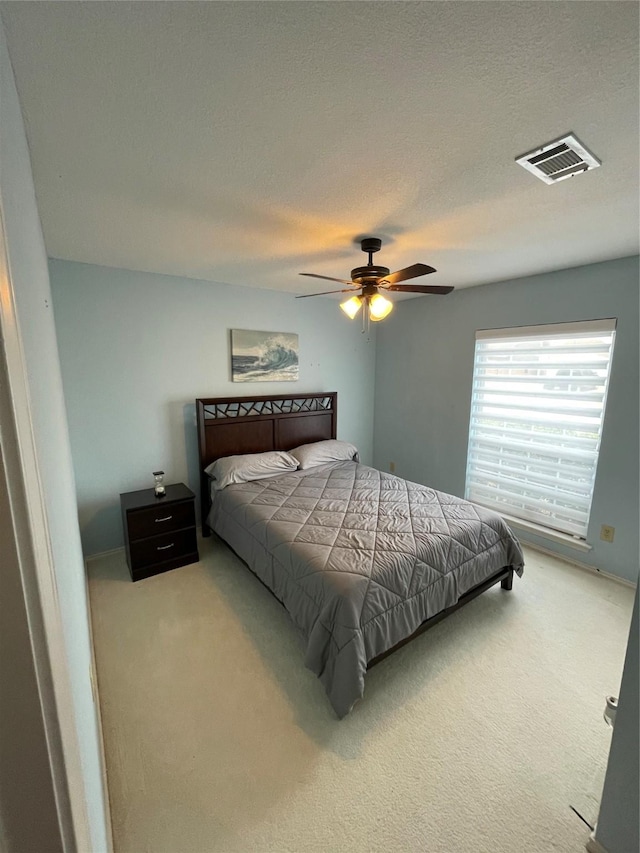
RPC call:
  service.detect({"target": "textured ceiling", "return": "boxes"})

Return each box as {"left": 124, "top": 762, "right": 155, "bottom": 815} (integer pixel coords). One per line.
{"left": 2, "top": 1, "right": 639, "bottom": 295}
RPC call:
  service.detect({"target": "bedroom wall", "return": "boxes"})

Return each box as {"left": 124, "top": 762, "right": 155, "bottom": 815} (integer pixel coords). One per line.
{"left": 373, "top": 255, "right": 639, "bottom": 584}
{"left": 49, "top": 258, "right": 376, "bottom": 556}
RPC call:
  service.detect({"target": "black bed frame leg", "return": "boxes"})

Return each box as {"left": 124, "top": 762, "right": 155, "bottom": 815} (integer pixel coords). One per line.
{"left": 501, "top": 569, "right": 514, "bottom": 591}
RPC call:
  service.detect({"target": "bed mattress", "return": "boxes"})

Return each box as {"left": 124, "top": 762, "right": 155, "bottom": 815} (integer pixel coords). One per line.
{"left": 208, "top": 460, "right": 524, "bottom": 717}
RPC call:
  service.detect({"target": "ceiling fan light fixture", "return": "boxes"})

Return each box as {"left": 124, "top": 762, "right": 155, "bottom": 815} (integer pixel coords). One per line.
{"left": 369, "top": 293, "right": 393, "bottom": 321}
{"left": 340, "top": 295, "right": 363, "bottom": 319}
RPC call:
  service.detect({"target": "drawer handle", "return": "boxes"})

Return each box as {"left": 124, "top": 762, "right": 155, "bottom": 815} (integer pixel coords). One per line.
{"left": 155, "top": 515, "right": 173, "bottom": 523}
{"left": 156, "top": 543, "right": 175, "bottom": 551}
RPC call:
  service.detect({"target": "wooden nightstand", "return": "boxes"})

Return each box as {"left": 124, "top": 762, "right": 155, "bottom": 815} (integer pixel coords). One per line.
{"left": 120, "top": 483, "right": 199, "bottom": 581}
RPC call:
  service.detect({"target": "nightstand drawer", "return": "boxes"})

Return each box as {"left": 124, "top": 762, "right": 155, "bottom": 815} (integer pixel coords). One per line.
{"left": 127, "top": 499, "right": 195, "bottom": 541}
{"left": 129, "top": 527, "right": 198, "bottom": 570}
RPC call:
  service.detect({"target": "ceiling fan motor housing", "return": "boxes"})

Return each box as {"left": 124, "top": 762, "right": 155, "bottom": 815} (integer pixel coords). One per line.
{"left": 351, "top": 265, "right": 390, "bottom": 283}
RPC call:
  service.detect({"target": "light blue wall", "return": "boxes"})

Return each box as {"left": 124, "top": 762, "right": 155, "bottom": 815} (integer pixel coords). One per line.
{"left": 51, "top": 255, "right": 639, "bottom": 581}
{"left": 374, "top": 256, "right": 639, "bottom": 583}
{"left": 50, "top": 259, "right": 376, "bottom": 556}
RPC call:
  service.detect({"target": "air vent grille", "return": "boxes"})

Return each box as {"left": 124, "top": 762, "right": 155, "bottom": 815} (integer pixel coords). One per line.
{"left": 516, "top": 133, "right": 601, "bottom": 185}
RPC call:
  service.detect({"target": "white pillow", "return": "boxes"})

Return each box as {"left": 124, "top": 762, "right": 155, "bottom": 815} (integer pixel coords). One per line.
{"left": 289, "top": 439, "right": 359, "bottom": 470}
{"left": 205, "top": 450, "right": 298, "bottom": 490}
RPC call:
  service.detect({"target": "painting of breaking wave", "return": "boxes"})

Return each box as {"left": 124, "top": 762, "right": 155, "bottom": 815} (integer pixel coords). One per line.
{"left": 231, "top": 330, "right": 299, "bottom": 382}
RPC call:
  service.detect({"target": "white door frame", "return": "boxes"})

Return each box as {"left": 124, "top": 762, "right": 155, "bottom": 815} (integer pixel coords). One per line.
{"left": 0, "top": 193, "right": 97, "bottom": 850}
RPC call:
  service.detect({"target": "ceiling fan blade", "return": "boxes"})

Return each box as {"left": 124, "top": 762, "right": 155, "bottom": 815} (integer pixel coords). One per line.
{"left": 299, "top": 273, "right": 356, "bottom": 286}
{"left": 296, "top": 288, "right": 358, "bottom": 298}
{"left": 379, "top": 263, "right": 437, "bottom": 285}
{"left": 385, "top": 284, "right": 454, "bottom": 294}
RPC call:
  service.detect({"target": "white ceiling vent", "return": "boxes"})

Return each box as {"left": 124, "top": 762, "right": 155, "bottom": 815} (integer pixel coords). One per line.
{"left": 516, "top": 133, "right": 601, "bottom": 184}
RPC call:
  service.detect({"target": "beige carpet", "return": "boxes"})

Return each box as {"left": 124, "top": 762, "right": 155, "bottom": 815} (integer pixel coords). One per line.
{"left": 88, "top": 539, "right": 635, "bottom": 853}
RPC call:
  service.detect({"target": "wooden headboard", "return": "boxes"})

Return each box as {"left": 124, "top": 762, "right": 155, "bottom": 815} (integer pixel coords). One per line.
{"left": 196, "top": 392, "right": 337, "bottom": 534}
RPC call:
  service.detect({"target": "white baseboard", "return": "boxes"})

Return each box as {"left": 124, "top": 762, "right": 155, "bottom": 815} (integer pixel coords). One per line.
{"left": 519, "top": 539, "right": 637, "bottom": 589}
{"left": 85, "top": 545, "right": 125, "bottom": 563}
{"left": 586, "top": 831, "right": 608, "bottom": 853}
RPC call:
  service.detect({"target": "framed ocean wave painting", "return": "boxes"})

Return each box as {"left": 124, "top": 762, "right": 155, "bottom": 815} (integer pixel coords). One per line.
{"left": 231, "top": 329, "right": 299, "bottom": 382}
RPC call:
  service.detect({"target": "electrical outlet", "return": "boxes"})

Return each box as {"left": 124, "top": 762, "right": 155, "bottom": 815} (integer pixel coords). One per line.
{"left": 600, "top": 525, "right": 615, "bottom": 543}
{"left": 389, "top": 462, "right": 396, "bottom": 473}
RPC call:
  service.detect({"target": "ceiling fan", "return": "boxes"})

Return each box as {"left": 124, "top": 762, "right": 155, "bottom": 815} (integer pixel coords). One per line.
{"left": 296, "top": 237, "right": 453, "bottom": 323}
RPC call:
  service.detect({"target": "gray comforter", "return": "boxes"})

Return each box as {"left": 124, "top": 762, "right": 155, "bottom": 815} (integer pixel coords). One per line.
{"left": 208, "top": 461, "right": 524, "bottom": 717}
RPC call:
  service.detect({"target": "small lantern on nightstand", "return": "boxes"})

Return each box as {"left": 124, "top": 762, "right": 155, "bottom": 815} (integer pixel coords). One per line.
{"left": 153, "top": 470, "right": 166, "bottom": 498}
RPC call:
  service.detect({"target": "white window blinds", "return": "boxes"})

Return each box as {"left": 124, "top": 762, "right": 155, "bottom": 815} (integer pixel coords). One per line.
{"left": 465, "top": 319, "right": 616, "bottom": 539}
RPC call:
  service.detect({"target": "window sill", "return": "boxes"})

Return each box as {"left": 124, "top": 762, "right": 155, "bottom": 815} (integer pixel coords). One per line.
{"left": 499, "top": 513, "right": 593, "bottom": 553}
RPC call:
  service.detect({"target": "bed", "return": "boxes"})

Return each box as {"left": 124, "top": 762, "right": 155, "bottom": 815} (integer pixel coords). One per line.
{"left": 196, "top": 392, "right": 524, "bottom": 717}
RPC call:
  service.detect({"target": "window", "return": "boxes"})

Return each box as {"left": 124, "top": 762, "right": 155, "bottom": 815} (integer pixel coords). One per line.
{"left": 465, "top": 319, "right": 616, "bottom": 540}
